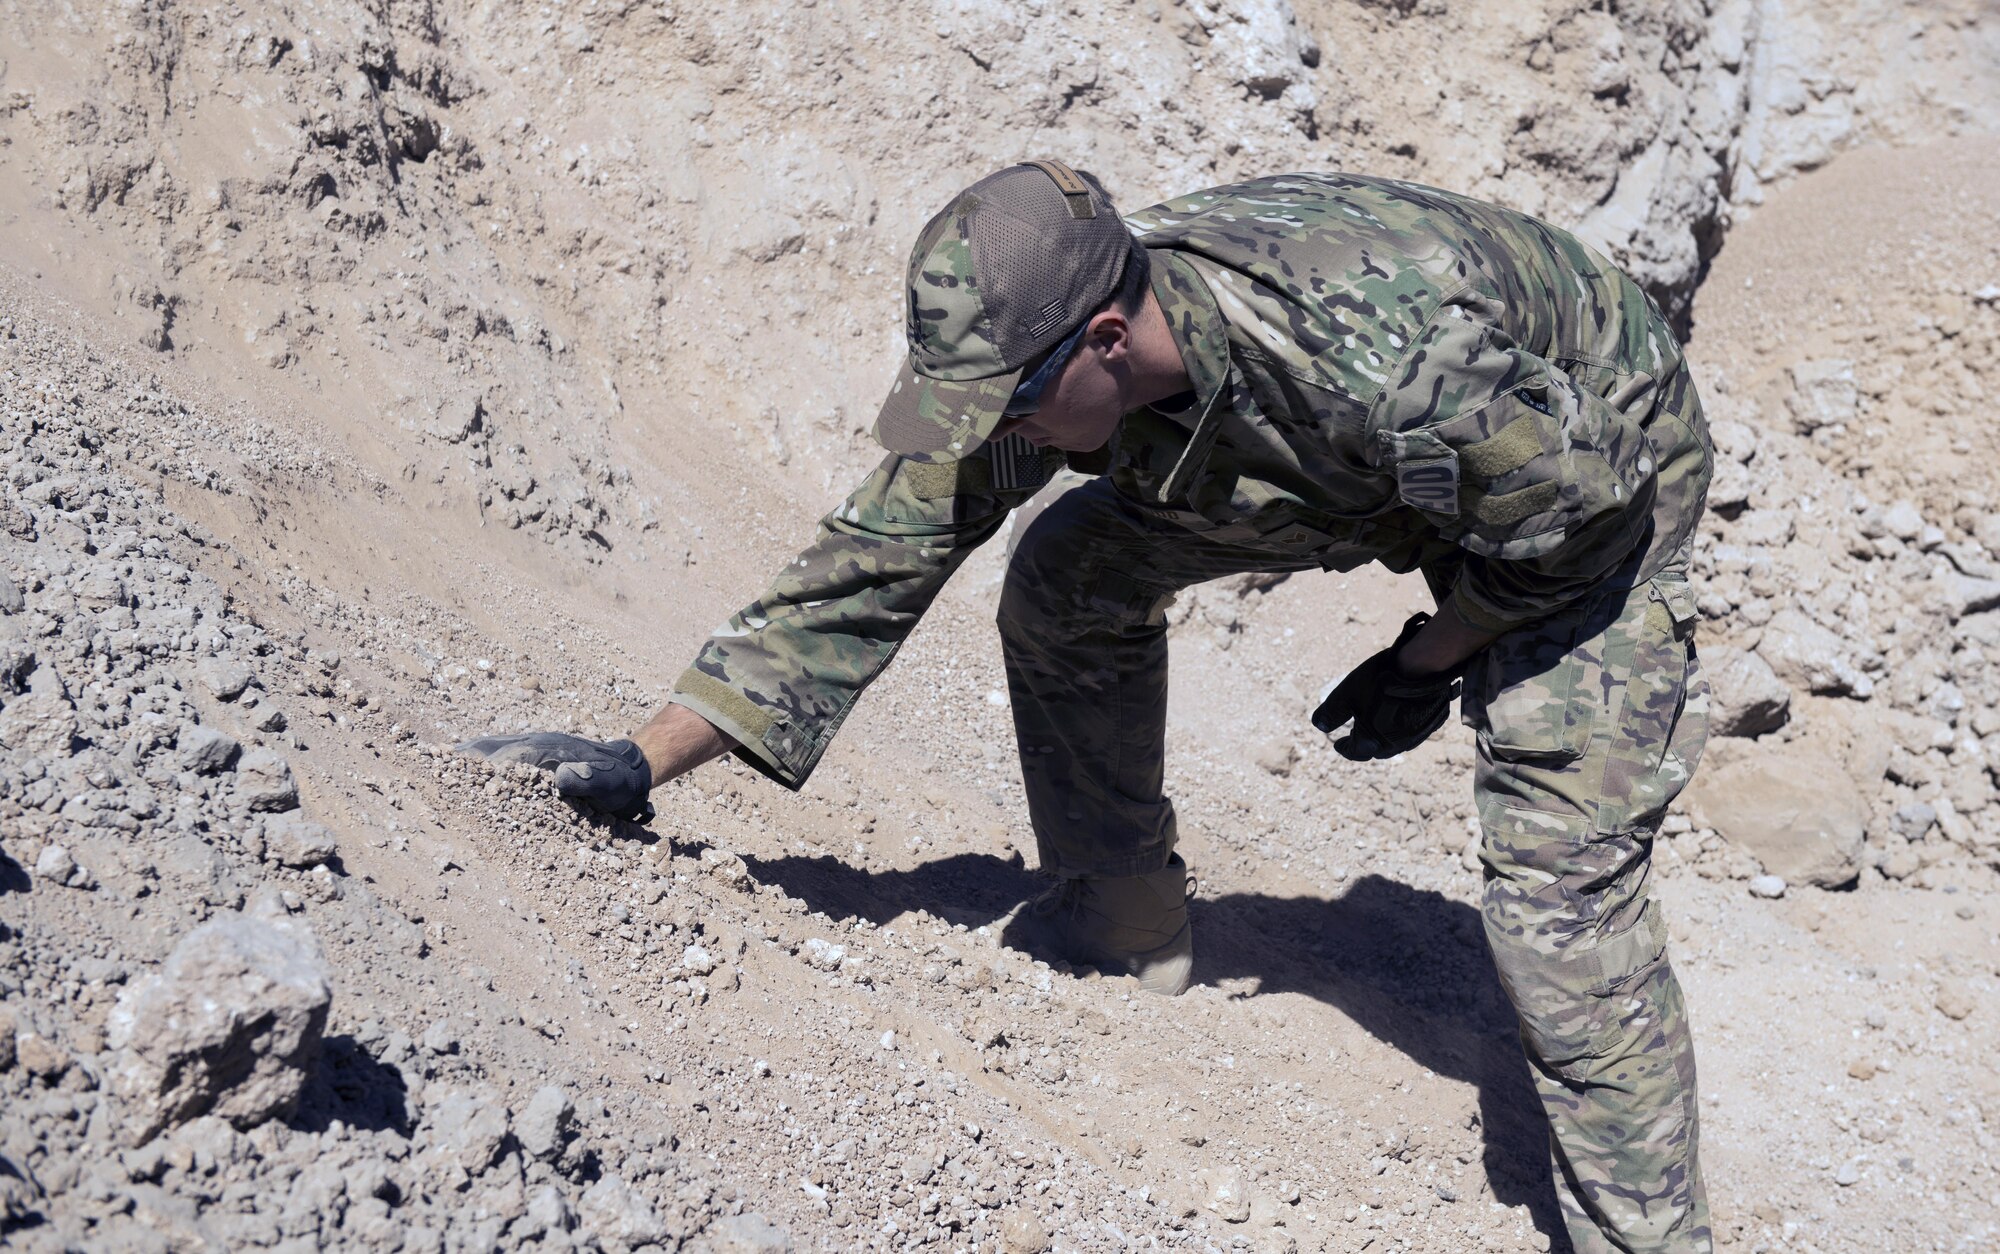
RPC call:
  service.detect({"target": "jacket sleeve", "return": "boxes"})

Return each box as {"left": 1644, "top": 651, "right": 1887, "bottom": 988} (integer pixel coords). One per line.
{"left": 666, "top": 450, "right": 1055, "bottom": 789}
{"left": 1368, "top": 288, "right": 1658, "bottom": 633}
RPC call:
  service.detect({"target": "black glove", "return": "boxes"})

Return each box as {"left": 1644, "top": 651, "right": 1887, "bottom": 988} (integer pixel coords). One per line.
{"left": 1311, "top": 613, "right": 1463, "bottom": 761}
{"left": 455, "top": 732, "right": 654, "bottom": 822}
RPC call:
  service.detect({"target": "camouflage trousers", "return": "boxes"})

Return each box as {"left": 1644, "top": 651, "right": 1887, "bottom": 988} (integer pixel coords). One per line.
{"left": 998, "top": 478, "right": 1711, "bottom": 1254}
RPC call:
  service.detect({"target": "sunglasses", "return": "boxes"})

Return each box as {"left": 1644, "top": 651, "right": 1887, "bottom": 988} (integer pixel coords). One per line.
{"left": 1003, "top": 320, "right": 1092, "bottom": 418}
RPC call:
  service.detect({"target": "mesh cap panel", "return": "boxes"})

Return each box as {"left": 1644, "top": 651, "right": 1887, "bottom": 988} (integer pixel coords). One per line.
{"left": 905, "top": 161, "right": 1135, "bottom": 377}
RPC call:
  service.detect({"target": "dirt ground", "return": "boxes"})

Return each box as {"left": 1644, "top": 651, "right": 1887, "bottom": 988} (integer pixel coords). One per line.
{"left": 2, "top": 3, "right": 1998, "bottom": 1252}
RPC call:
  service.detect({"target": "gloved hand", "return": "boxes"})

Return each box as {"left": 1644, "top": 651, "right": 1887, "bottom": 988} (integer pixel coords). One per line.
{"left": 455, "top": 732, "right": 654, "bottom": 822}
{"left": 1311, "top": 613, "right": 1463, "bottom": 761}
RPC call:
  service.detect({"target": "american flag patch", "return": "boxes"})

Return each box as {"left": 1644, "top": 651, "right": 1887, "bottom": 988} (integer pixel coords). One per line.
{"left": 987, "top": 433, "right": 1050, "bottom": 492}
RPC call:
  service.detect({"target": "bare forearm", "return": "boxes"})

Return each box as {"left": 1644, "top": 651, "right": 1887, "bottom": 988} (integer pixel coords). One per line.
{"left": 1396, "top": 596, "right": 1501, "bottom": 677}
{"left": 632, "top": 703, "right": 735, "bottom": 786}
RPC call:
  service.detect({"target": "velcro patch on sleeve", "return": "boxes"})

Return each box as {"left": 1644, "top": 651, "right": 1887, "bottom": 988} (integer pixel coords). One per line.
{"left": 1396, "top": 452, "right": 1460, "bottom": 516}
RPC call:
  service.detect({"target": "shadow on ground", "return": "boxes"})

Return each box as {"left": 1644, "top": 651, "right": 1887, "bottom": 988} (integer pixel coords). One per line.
{"left": 742, "top": 849, "right": 1568, "bottom": 1249}
{"left": 290, "top": 1034, "right": 414, "bottom": 1138}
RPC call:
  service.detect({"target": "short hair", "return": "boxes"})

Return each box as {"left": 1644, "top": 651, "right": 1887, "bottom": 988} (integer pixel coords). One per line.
{"left": 1097, "top": 244, "right": 1151, "bottom": 318}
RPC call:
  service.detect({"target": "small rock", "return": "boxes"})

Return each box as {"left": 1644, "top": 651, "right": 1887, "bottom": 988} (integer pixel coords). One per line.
{"left": 517, "top": 1084, "right": 574, "bottom": 1162}
{"left": 1890, "top": 802, "right": 1937, "bottom": 841}
{"left": 1786, "top": 359, "right": 1857, "bottom": 432}
{"left": 1252, "top": 737, "right": 1296, "bottom": 777}
{"left": 106, "top": 914, "right": 332, "bottom": 1145}
{"left": 879, "top": 1030, "right": 896, "bottom": 1051}
{"left": 524, "top": 1183, "right": 573, "bottom": 1237}
{"left": 264, "top": 815, "right": 337, "bottom": 869}
{"left": 1880, "top": 846, "right": 1921, "bottom": 881}
{"left": 800, "top": 938, "right": 846, "bottom": 971}
{"left": 998, "top": 1208, "right": 1051, "bottom": 1253}
{"left": 33, "top": 843, "right": 80, "bottom": 887}
{"left": 425, "top": 1085, "right": 509, "bottom": 1173}
{"left": 578, "top": 1174, "right": 666, "bottom": 1252}
{"left": 0, "top": 1008, "right": 14, "bottom": 1072}
{"left": 17, "top": 1031, "right": 70, "bottom": 1080}
{"left": 420, "top": 1018, "right": 460, "bottom": 1055}
{"left": 75, "top": 567, "right": 131, "bottom": 610}
{"left": 1833, "top": 1161, "right": 1862, "bottom": 1187}
{"left": 680, "top": 944, "right": 717, "bottom": 976}
{"left": 235, "top": 748, "right": 299, "bottom": 812}
{"left": 1754, "top": 610, "right": 1873, "bottom": 697}
{"left": 178, "top": 725, "right": 240, "bottom": 774}
{"left": 1934, "top": 979, "right": 1976, "bottom": 1021}
{"left": 1705, "top": 647, "right": 1792, "bottom": 738}
{"left": 1880, "top": 499, "right": 1925, "bottom": 542}
{"left": 1847, "top": 1058, "right": 1877, "bottom": 1081}
{"left": 706, "top": 1211, "right": 794, "bottom": 1253}
{"left": 200, "top": 658, "right": 255, "bottom": 701}
{"left": 0, "top": 573, "right": 23, "bottom": 614}
{"left": 699, "top": 847, "right": 753, "bottom": 891}
{"left": 1748, "top": 874, "right": 1787, "bottom": 899}
{"left": 1199, "top": 1165, "right": 1252, "bottom": 1223}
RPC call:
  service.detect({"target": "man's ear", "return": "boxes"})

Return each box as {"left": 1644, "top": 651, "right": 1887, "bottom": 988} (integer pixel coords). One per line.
{"left": 1087, "top": 309, "right": 1133, "bottom": 361}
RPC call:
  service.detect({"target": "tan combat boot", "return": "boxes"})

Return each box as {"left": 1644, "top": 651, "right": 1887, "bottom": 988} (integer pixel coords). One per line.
{"left": 1005, "top": 854, "right": 1196, "bottom": 996}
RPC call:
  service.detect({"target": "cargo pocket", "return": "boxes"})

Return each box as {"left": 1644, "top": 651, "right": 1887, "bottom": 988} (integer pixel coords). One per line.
{"left": 1599, "top": 569, "right": 1706, "bottom": 831}
{"left": 1465, "top": 592, "right": 1607, "bottom": 764}
{"left": 1490, "top": 894, "right": 1670, "bottom": 1079}
{"left": 1085, "top": 565, "right": 1175, "bottom": 629}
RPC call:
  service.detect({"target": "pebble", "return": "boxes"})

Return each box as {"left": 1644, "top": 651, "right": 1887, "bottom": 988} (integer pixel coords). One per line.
{"left": 579, "top": 1174, "right": 666, "bottom": 1249}
{"left": 707, "top": 1211, "right": 793, "bottom": 1252}
{"left": 200, "top": 658, "right": 254, "bottom": 701}
{"left": 680, "top": 944, "right": 717, "bottom": 976}
{"left": 1199, "top": 1165, "right": 1251, "bottom": 1223}
{"left": 424, "top": 1085, "right": 509, "bottom": 1174}
{"left": 517, "top": 1084, "right": 574, "bottom": 1161}
{"left": 235, "top": 748, "right": 300, "bottom": 812}
{"left": 800, "top": 938, "right": 846, "bottom": 971}
{"left": 1934, "top": 979, "right": 1976, "bottom": 1021}
{"left": 178, "top": 724, "right": 241, "bottom": 774}
{"left": 1748, "top": 874, "right": 1787, "bottom": 899}
{"left": 1834, "top": 1161, "right": 1862, "bottom": 1187}
{"left": 263, "top": 815, "right": 337, "bottom": 869}
{"left": 33, "top": 843, "right": 79, "bottom": 887}
{"left": 998, "top": 1208, "right": 1051, "bottom": 1253}
{"left": 1847, "top": 1058, "right": 1877, "bottom": 1081}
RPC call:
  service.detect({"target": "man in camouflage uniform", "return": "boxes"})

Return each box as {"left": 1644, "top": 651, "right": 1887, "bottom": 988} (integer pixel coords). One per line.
{"left": 464, "top": 161, "right": 1714, "bottom": 1252}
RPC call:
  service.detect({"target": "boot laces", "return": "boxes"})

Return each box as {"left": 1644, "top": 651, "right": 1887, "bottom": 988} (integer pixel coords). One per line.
{"left": 1028, "top": 876, "right": 1095, "bottom": 922}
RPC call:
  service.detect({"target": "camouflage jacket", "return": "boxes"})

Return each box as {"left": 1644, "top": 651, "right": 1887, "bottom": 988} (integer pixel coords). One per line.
{"left": 670, "top": 174, "right": 1711, "bottom": 788}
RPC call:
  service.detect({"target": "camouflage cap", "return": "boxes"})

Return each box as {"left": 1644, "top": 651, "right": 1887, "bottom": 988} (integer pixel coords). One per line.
{"left": 874, "top": 160, "right": 1135, "bottom": 461}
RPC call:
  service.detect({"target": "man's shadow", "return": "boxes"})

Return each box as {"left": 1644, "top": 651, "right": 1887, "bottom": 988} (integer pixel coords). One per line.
{"left": 742, "top": 849, "right": 1567, "bottom": 1247}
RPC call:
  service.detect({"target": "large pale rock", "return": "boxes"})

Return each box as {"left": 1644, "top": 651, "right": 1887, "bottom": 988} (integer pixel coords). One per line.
{"left": 105, "top": 914, "right": 332, "bottom": 1145}
{"left": 1687, "top": 748, "right": 1866, "bottom": 887}
{"left": 1705, "top": 646, "right": 1791, "bottom": 737}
